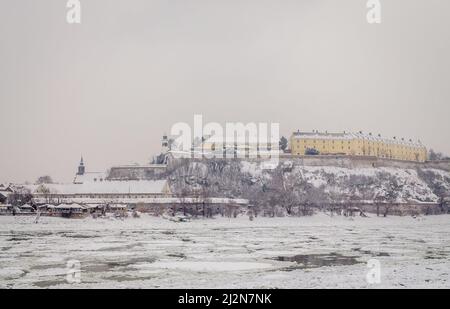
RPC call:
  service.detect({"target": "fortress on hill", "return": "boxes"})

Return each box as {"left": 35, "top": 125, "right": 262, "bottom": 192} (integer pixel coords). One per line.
{"left": 73, "top": 130, "right": 433, "bottom": 183}
{"left": 4, "top": 130, "right": 448, "bottom": 217}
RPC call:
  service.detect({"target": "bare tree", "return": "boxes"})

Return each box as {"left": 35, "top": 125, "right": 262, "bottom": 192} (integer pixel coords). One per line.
{"left": 199, "top": 182, "right": 214, "bottom": 218}
{"left": 36, "top": 175, "right": 54, "bottom": 184}
{"left": 279, "top": 136, "right": 288, "bottom": 152}
{"left": 36, "top": 184, "right": 51, "bottom": 204}
{"left": 8, "top": 187, "right": 33, "bottom": 206}
{"left": 178, "top": 187, "right": 194, "bottom": 216}
{"left": 428, "top": 149, "right": 449, "bottom": 161}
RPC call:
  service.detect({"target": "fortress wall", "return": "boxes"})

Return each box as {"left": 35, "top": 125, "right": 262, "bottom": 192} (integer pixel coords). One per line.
{"left": 110, "top": 156, "right": 450, "bottom": 181}
{"left": 167, "top": 155, "right": 450, "bottom": 172}
{"left": 279, "top": 155, "right": 450, "bottom": 171}
{"left": 423, "top": 160, "right": 450, "bottom": 171}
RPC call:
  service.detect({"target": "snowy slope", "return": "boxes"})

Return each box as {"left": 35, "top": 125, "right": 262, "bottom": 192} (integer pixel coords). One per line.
{"left": 167, "top": 159, "right": 450, "bottom": 204}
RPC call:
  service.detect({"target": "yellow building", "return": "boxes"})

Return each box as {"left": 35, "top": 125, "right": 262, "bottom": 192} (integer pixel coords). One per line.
{"left": 290, "top": 131, "right": 427, "bottom": 162}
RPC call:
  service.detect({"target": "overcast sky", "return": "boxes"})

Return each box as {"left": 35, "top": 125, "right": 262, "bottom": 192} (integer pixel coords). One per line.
{"left": 1, "top": 0, "right": 449, "bottom": 183}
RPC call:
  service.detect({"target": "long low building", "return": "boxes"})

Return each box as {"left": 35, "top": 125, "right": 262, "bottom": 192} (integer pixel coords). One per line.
{"left": 26, "top": 181, "right": 249, "bottom": 209}
{"left": 32, "top": 195, "right": 248, "bottom": 206}
{"left": 27, "top": 180, "right": 172, "bottom": 205}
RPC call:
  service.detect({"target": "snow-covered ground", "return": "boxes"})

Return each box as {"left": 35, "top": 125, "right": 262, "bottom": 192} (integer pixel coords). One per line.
{"left": 0, "top": 214, "right": 449, "bottom": 289}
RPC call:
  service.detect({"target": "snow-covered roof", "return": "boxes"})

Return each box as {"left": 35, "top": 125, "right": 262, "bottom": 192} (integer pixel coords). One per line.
{"left": 109, "top": 204, "right": 127, "bottom": 208}
{"left": 73, "top": 172, "right": 107, "bottom": 184}
{"left": 292, "top": 131, "right": 425, "bottom": 148}
{"left": 83, "top": 204, "right": 100, "bottom": 208}
{"left": 54, "top": 203, "right": 86, "bottom": 209}
{"left": 0, "top": 185, "right": 13, "bottom": 193}
{"left": 194, "top": 133, "right": 278, "bottom": 147}
{"left": 20, "top": 204, "right": 33, "bottom": 209}
{"left": 111, "top": 164, "right": 167, "bottom": 169}
{"left": 27, "top": 180, "right": 170, "bottom": 195}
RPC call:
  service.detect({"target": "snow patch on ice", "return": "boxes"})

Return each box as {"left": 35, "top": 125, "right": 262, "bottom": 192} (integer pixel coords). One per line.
{"left": 140, "top": 261, "right": 272, "bottom": 272}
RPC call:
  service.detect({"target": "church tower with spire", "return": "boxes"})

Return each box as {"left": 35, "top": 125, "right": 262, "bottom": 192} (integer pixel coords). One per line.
{"left": 77, "top": 156, "right": 85, "bottom": 175}
{"left": 161, "top": 134, "right": 169, "bottom": 154}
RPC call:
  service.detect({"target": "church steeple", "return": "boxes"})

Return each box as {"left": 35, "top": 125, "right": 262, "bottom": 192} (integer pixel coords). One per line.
{"left": 162, "top": 134, "right": 169, "bottom": 153}
{"left": 77, "top": 155, "right": 85, "bottom": 175}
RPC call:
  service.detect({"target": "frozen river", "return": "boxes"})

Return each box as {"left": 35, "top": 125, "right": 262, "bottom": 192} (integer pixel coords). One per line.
{"left": 0, "top": 214, "right": 449, "bottom": 288}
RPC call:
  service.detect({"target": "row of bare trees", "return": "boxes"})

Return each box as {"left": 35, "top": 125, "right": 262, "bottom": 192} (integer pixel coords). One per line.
{"left": 166, "top": 158, "right": 433, "bottom": 217}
